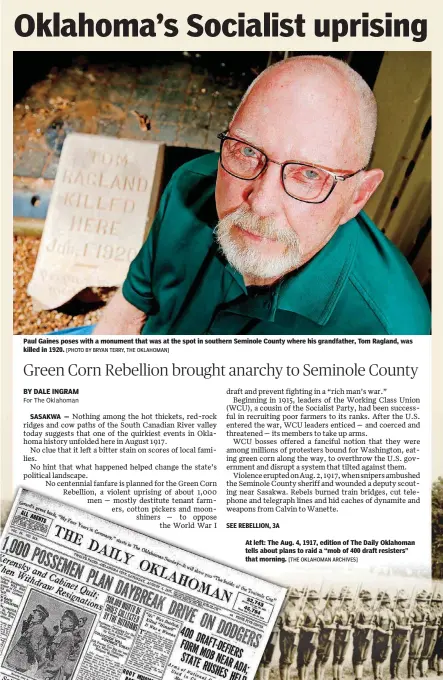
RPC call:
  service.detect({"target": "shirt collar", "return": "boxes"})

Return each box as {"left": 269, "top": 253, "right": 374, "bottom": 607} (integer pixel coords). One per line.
{"left": 212, "top": 217, "right": 359, "bottom": 326}
{"left": 277, "top": 217, "right": 359, "bottom": 325}
{"left": 201, "top": 170, "right": 359, "bottom": 326}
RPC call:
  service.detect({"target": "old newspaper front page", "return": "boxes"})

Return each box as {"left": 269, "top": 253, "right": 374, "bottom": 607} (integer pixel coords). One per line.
{"left": 0, "top": 489, "right": 286, "bottom": 680}
{"left": 2, "top": 2, "right": 440, "bottom": 680}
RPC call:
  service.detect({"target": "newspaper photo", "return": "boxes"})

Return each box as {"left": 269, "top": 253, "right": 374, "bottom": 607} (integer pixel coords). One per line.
{"left": 2, "top": 5, "right": 441, "bottom": 680}
{"left": 253, "top": 579, "right": 443, "bottom": 680}
{"left": 0, "top": 489, "right": 287, "bottom": 680}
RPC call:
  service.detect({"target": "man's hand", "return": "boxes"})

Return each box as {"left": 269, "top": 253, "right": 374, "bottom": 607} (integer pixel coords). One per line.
{"left": 282, "top": 626, "right": 298, "bottom": 635}
{"left": 93, "top": 290, "right": 147, "bottom": 335}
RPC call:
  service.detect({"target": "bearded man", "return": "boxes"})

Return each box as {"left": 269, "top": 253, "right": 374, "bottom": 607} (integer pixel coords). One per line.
{"left": 91, "top": 55, "right": 430, "bottom": 335}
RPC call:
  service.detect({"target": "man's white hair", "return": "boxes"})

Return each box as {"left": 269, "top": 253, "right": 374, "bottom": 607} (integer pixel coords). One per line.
{"left": 231, "top": 55, "right": 377, "bottom": 166}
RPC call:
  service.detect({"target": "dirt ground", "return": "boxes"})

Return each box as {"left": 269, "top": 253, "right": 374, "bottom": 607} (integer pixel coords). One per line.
{"left": 13, "top": 235, "right": 115, "bottom": 334}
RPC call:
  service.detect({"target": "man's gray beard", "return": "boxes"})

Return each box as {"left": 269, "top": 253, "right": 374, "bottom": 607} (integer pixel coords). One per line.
{"left": 214, "top": 206, "right": 302, "bottom": 280}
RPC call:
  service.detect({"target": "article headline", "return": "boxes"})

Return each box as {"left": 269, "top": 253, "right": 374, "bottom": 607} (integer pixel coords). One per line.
{"left": 14, "top": 12, "right": 427, "bottom": 42}
{"left": 17, "top": 525, "right": 237, "bottom": 606}
{"left": 22, "top": 363, "right": 420, "bottom": 379}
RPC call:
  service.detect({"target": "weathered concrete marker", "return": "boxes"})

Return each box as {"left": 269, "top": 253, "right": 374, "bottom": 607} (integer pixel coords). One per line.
{"left": 28, "top": 133, "right": 164, "bottom": 309}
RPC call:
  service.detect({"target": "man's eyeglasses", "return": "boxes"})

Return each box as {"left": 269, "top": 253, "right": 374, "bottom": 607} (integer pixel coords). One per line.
{"left": 217, "top": 131, "right": 366, "bottom": 204}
